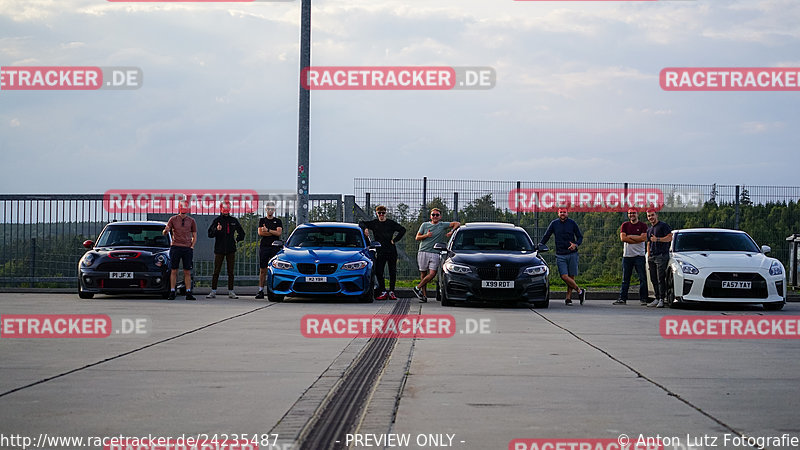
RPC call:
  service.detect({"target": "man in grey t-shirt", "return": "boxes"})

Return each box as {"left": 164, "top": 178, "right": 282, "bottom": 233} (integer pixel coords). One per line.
{"left": 413, "top": 208, "right": 460, "bottom": 302}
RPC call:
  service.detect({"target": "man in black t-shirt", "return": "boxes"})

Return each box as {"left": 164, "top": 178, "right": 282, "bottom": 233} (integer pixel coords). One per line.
{"left": 359, "top": 205, "right": 406, "bottom": 300}
{"left": 255, "top": 202, "right": 283, "bottom": 299}
{"left": 645, "top": 208, "right": 673, "bottom": 308}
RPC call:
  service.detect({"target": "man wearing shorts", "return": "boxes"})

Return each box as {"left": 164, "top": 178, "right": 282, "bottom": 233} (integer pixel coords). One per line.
{"left": 255, "top": 202, "right": 283, "bottom": 299}
{"left": 163, "top": 201, "right": 197, "bottom": 301}
{"left": 414, "top": 208, "right": 460, "bottom": 303}
{"left": 540, "top": 208, "right": 585, "bottom": 306}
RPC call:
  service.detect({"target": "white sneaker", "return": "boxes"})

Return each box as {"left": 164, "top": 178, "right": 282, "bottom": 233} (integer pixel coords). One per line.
{"left": 655, "top": 299, "right": 665, "bottom": 308}
{"left": 206, "top": 291, "right": 216, "bottom": 299}
{"left": 228, "top": 291, "right": 239, "bottom": 299}
{"left": 646, "top": 299, "right": 660, "bottom": 307}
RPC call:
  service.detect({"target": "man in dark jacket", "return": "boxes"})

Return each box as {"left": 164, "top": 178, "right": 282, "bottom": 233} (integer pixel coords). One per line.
{"left": 206, "top": 201, "right": 245, "bottom": 299}
{"left": 359, "top": 205, "right": 406, "bottom": 300}
{"left": 540, "top": 208, "right": 586, "bottom": 306}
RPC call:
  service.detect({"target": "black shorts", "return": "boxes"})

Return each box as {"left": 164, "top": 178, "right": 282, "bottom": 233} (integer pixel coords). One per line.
{"left": 170, "top": 246, "right": 194, "bottom": 270}
{"left": 259, "top": 246, "right": 280, "bottom": 269}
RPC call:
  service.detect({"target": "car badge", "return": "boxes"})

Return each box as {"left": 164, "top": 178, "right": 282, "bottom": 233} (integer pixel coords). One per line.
{"left": 732, "top": 273, "right": 738, "bottom": 277}
{"left": 495, "top": 264, "right": 501, "bottom": 268}
{"left": 120, "top": 258, "right": 127, "bottom": 261}
{"left": 315, "top": 260, "right": 320, "bottom": 263}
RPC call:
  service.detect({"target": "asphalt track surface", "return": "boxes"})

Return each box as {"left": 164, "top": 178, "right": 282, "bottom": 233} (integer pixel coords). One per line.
{"left": 1, "top": 292, "right": 799, "bottom": 450}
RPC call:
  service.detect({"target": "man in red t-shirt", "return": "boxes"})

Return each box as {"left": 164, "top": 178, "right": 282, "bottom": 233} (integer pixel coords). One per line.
{"left": 163, "top": 201, "right": 198, "bottom": 300}
{"left": 614, "top": 208, "right": 649, "bottom": 305}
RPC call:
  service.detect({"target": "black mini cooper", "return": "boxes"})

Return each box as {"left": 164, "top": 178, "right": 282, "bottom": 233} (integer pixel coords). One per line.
{"left": 77, "top": 221, "right": 174, "bottom": 299}
{"left": 434, "top": 222, "right": 550, "bottom": 307}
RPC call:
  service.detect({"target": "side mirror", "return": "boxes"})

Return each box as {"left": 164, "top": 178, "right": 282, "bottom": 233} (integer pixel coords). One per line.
{"left": 83, "top": 240, "right": 94, "bottom": 249}
{"left": 761, "top": 245, "right": 771, "bottom": 254}
{"left": 370, "top": 242, "right": 382, "bottom": 249}
{"left": 535, "top": 243, "right": 549, "bottom": 252}
{"left": 272, "top": 240, "right": 284, "bottom": 248}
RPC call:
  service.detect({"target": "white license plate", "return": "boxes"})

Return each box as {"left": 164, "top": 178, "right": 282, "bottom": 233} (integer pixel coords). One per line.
{"left": 722, "top": 281, "right": 751, "bottom": 289}
{"left": 481, "top": 280, "right": 514, "bottom": 289}
{"left": 110, "top": 272, "right": 134, "bottom": 279}
{"left": 306, "top": 276, "right": 326, "bottom": 283}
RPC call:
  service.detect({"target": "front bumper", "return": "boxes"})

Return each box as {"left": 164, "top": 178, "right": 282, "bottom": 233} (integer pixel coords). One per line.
{"left": 672, "top": 267, "right": 786, "bottom": 304}
{"left": 441, "top": 272, "right": 549, "bottom": 303}
{"left": 269, "top": 269, "right": 372, "bottom": 297}
{"left": 78, "top": 269, "right": 170, "bottom": 294}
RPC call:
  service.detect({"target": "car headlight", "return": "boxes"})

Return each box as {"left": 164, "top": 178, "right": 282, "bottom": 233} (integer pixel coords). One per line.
{"left": 523, "top": 265, "right": 548, "bottom": 276}
{"left": 676, "top": 259, "right": 699, "bottom": 275}
{"left": 155, "top": 254, "right": 167, "bottom": 267}
{"left": 443, "top": 261, "right": 471, "bottom": 274}
{"left": 271, "top": 259, "right": 293, "bottom": 270}
{"left": 81, "top": 253, "right": 96, "bottom": 268}
{"left": 342, "top": 261, "right": 368, "bottom": 271}
{"left": 770, "top": 261, "right": 783, "bottom": 276}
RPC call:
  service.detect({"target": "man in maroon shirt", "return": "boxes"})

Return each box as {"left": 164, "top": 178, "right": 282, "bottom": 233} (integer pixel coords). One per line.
{"left": 614, "top": 208, "right": 649, "bottom": 305}
{"left": 163, "top": 201, "right": 198, "bottom": 300}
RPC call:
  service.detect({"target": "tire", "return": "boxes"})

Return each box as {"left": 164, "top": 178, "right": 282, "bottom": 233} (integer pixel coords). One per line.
{"left": 763, "top": 301, "right": 785, "bottom": 311}
{"left": 77, "top": 281, "right": 94, "bottom": 299}
{"left": 267, "top": 288, "right": 284, "bottom": 302}
{"left": 665, "top": 273, "right": 676, "bottom": 308}
{"left": 441, "top": 283, "right": 454, "bottom": 307}
{"left": 359, "top": 273, "right": 374, "bottom": 303}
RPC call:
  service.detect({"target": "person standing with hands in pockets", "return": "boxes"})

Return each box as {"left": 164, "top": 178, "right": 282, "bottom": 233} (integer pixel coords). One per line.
{"left": 163, "top": 201, "right": 197, "bottom": 301}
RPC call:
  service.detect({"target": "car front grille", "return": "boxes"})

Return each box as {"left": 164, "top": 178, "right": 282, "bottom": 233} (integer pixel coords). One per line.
{"left": 476, "top": 266, "right": 520, "bottom": 281}
{"left": 96, "top": 262, "right": 149, "bottom": 272}
{"left": 296, "top": 263, "right": 339, "bottom": 275}
{"left": 702, "top": 272, "right": 768, "bottom": 299}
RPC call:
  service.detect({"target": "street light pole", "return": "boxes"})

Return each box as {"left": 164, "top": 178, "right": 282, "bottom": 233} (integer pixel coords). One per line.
{"left": 296, "top": 0, "right": 311, "bottom": 225}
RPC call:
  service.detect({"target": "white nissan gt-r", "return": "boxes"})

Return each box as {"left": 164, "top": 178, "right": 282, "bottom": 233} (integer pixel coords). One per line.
{"left": 668, "top": 228, "right": 786, "bottom": 310}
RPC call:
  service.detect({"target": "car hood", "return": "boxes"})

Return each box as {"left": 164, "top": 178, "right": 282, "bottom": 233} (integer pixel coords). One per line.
{"left": 279, "top": 247, "right": 369, "bottom": 263}
{"left": 450, "top": 250, "right": 543, "bottom": 266}
{"left": 673, "top": 251, "right": 776, "bottom": 270}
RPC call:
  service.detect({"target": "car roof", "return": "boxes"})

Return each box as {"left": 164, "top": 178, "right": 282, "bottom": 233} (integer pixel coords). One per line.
{"left": 104, "top": 220, "right": 168, "bottom": 227}
{"left": 673, "top": 228, "right": 748, "bottom": 234}
{"left": 297, "top": 222, "right": 361, "bottom": 229}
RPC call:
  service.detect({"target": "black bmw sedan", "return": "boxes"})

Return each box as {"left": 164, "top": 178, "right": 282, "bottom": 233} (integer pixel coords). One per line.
{"left": 434, "top": 222, "right": 550, "bottom": 307}
{"left": 77, "top": 221, "right": 173, "bottom": 299}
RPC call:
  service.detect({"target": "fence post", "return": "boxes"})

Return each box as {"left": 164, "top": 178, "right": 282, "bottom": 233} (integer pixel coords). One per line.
{"left": 516, "top": 181, "right": 521, "bottom": 226}
{"left": 422, "top": 177, "right": 427, "bottom": 213}
{"left": 344, "top": 196, "right": 355, "bottom": 223}
{"left": 365, "top": 193, "right": 371, "bottom": 218}
{"left": 735, "top": 185, "right": 741, "bottom": 230}
{"left": 30, "top": 237, "right": 36, "bottom": 283}
{"left": 453, "top": 192, "right": 459, "bottom": 222}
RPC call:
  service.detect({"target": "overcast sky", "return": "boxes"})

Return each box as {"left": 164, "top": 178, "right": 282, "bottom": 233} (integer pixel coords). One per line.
{"left": 1, "top": 0, "right": 798, "bottom": 196}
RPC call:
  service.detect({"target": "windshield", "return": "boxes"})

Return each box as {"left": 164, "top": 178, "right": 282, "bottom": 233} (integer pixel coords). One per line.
{"left": 287, "top": 227, "right": 365, "bottom": 248}
{"left": 97, "top": 225, "right": 170, "bottom": 248}
{"left": 451, "top": 229, "right": 533, "bottom": 251}
{"left": 673, "top": 232, "right": 760, "bottom": 253}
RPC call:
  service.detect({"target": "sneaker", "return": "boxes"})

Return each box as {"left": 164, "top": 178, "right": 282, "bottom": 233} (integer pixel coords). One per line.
{"left": 612, "top": 299, "right": 627, "bottom": 305}
{"left": 579, "top": 289, "right": 586, "bottom": 305}
{"left": 228, "top": 291, "right": 238, "bottom": 299}
{"left": 647, "top": 299, "right": 660, "bottom": 307}
{"left": 388, "top": 291, "right": 397, "bottom": 300}
{"left": 412, "top": 286, "right": 424, "bottom": 300}
{"left": 640, "top": 300, "right": 649, "bottom": 306}
{"left": 255, "top": 291, "right": 265, "bottom": 299}
{"left": 206, "top": 291, "right": 216, "bottom": 299}
{"left": 565, "top": 299, "right": 573, "bottom": 306}
{"left": 376, "top": 291, "right": 389, "bottom": 300}
{"left": 419, "top": 296, "right": 428, "bottom": 303}
{"left": 186, "top": 292, "right": 196, "bottom": 301}
{"left": 655, "top": 299, "right": 665, "bottom": 308}
{"left": 167, "top": 291, "right": 176, "bottom": 300}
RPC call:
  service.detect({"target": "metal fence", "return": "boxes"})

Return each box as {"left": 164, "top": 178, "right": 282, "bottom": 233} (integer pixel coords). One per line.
{"left": 0, "top": 193, "right": 347, "bottom": 288}
{"left": 2, "top": 181, "right": 799, "bottom": 289}
{"left": 354, "top": 179, "right": 800, "bottom": 283}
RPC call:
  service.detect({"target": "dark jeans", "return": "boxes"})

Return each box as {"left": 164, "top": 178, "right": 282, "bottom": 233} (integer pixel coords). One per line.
{"left": 211, "top": 252, "right": 236, "bottom": 290}
{"left": 648, "top": 253, "right": 670, "bottom": 301}
{"left": 619, "top": 255, "right": 647, "bottom": 301}
{"left": 375, "top": 248, "right": 398, "bottom": 292}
